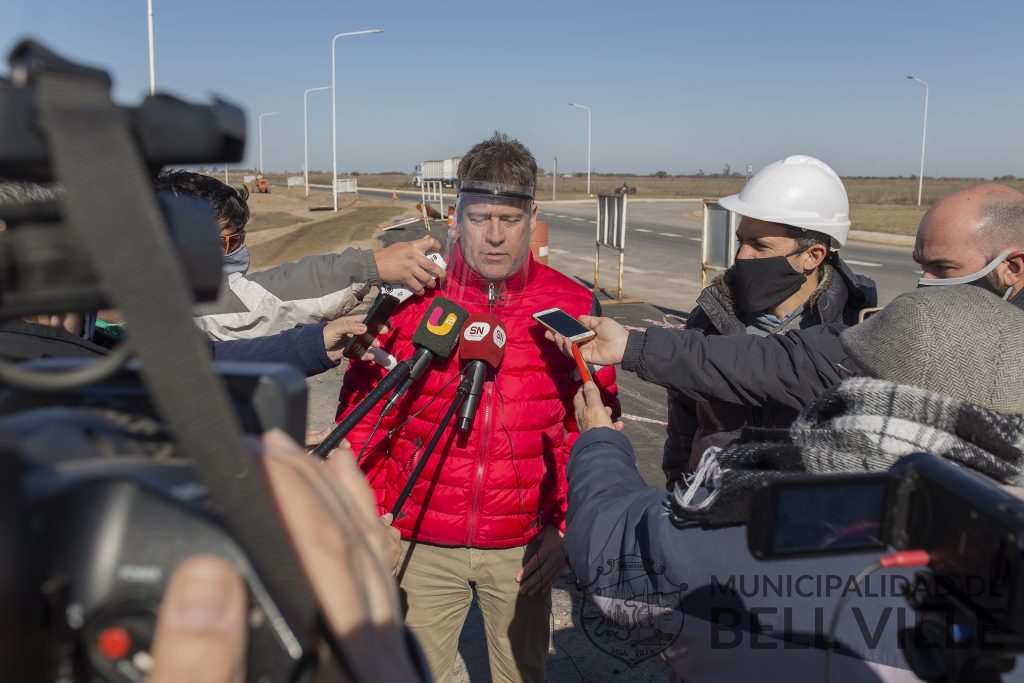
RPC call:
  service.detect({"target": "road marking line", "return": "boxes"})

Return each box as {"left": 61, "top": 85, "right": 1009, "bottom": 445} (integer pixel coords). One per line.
{"left": 688, "top": 237, "right": 702, "bottom": 242}
{"left": 548, "top": 247, "right": 570, "bottom": 254}
{"left": 633, "top": 228, "right": 653, "bottom": 233}
{"left": 658, "top": 232, "right": 679, "bottom": 237}
{"left": 570, "top": 217, "right": 586, "bottom": 221}
{"left": 845, "top": 260, "right": 883, "bottom": 268}
{"left": 622, "top": 266, "right": 647, "bottom": 274}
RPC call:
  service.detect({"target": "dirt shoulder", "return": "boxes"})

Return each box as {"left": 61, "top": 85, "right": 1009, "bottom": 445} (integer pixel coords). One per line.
{"left": 244, "top": 186, "right": 420, "bottom": 271}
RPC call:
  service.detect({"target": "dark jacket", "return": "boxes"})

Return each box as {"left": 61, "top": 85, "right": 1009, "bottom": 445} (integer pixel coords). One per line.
{"left": 564, "top": 428, "right": 938, "bottom": 683}
{"left": 212, "top": 322, "right": 338, "bottom": 377}
{"left": 663, "top": 258, "right": 876, "bottom": 486}
{"left": 1, "top": 320, "right": 338, "bottom": 379}
{"left": 622, "top": 322, "right": 858, "bottom": 413}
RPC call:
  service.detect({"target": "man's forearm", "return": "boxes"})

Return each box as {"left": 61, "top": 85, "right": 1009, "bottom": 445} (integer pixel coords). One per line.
{"left": 621, "top": 325, "right": 849, "bottom": 411}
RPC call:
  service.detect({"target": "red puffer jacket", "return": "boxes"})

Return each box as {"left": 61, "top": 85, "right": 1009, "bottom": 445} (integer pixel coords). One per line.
{"left": 335, "top": 255, "right": 618, "bottom": 549}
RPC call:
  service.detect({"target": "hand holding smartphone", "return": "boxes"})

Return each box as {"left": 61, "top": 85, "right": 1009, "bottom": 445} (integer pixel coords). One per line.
{"left": 533, "top": 307, "right": 596, "bottom": 381}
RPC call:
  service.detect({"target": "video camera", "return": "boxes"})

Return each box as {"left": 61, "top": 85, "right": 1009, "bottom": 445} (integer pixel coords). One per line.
{"left": 0, "top": 39, "right": 333, "bottom": 681}
{"left": 747, "top": 452, "right": 1024, "bottom": 683}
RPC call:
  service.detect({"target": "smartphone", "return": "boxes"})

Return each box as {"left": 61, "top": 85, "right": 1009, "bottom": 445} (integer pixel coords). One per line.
{"left": 532, "top": 308, "right": 596, "bottom": 343}
{"left": 342, "top": 291, "right": 401, "bottom": 360}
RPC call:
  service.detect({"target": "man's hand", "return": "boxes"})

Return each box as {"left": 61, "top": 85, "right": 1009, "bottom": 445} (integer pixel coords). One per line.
{"left": 149, "top": 430, "right": 420, "bottom": 683}
{"left": 374, "top": 236, "right": 445, "bottom": 294}
{"left": 379, "top": 513, "right": 402, "bottom": 576}
{"left": 545, "top": 314, "right": 629, "bottom": 366}
{"left": 149, "top": 556, "right": 246, "bottom": 683}
{"left": 323, "top": 316, "right": 388, "bottom": 362}
{"left": 515, "top": 525, "right": 566, "bottom": 596}
{"left": 574, "top": 381, "right": 624, "bottom": 433}
{"left": 305, "top": 426, "right": 333, "bottom": 449}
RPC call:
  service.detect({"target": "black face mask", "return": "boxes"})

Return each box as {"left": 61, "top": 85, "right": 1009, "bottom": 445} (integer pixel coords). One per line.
{"left": 730, "top": 251, "right": 807, "bottom": 313}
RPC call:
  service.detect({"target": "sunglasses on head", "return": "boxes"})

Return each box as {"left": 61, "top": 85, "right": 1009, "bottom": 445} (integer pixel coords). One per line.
{"left": 219, "top": 229, "right": 246, "bottom": 255}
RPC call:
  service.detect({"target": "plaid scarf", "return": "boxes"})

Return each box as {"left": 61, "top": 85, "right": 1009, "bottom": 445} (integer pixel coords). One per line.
{"left": 671, "top": 377, "right": 1024, "bottom": 527}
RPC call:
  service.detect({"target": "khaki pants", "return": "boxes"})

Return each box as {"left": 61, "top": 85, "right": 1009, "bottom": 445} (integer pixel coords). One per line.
{"left": 397, "top": 540, "right": 550, "bottom": 683}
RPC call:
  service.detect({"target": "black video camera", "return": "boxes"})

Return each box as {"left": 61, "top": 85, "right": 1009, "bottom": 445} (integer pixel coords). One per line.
{"left": 0, "top": 39, "right": 335, "bottom": 682}
{"left": 747, "top": 452, "right": 1024, "bottom": 682}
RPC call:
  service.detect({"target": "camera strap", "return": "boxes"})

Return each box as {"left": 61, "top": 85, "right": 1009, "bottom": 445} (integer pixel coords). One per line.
{"left": 32, "top": 63, "right": 319, "bottom": 657}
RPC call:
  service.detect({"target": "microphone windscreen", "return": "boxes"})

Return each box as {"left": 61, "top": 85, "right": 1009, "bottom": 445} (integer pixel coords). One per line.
{"left": 459, "top": 314, "right": 506, "bottom": 369}
{"left": 411, "top": 296, "right": 470, "bottom": 359}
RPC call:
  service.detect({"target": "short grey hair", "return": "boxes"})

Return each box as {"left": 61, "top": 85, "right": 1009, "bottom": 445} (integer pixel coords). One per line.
{"left": 978, "top": 196, "right": 1024, "bottom": 259}
{"left": 457, "top": 132, "right": 537, "bottom": 189}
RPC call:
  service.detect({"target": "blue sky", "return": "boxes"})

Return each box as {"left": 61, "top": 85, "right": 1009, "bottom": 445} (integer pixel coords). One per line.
{"left": 5, "top": 0, "right": 1022, "bottom": 178}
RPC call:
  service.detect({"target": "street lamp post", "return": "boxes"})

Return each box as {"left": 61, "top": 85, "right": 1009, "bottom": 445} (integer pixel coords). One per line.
{"left": 331, "top": 29, "right": 383, "bottom": 211}
{"left": 568, "top": 102, "right": 591, "bottom": 196}
{"left": 304, "top": 86, "right": 330, "bottom": 197}
{"left": 906, "top": 75, "right": 929, "bottom": 206}
{"left": 553, "top": 156, "right": 557, "bottom": 201}
{"left": 258, "top": 111, "right": 279, "bottom": 175}
{"left": 146, "top": 0, "right": 156, "bottom": 95}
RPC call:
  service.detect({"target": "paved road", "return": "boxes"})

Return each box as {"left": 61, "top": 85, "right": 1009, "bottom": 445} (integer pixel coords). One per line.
{"left": 357, "top": 188, "right": 922, "bottom": 308}
{"left": 537, "top": 201, "right": 919, "bottom": 309}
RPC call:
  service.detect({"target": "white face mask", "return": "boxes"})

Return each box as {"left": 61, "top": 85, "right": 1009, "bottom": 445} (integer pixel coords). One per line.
{"left": 917, "top": 249, "right": 1014, "bottom": 300}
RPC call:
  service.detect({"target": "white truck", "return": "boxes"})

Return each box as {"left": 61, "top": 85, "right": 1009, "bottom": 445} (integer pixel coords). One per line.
{"left": 412, "top": 157, "right": 462, "bottom": 188}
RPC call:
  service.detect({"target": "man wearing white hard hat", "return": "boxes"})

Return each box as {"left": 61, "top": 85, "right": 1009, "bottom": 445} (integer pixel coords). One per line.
{"left": 661, "top": 156, "right": 877, "bottom": 487}
{"left": 543, "top": 181, "right": 1024, "bottom": 467}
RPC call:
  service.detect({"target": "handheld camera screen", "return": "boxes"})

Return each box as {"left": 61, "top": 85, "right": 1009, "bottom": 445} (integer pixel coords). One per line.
{"left": 769, "top": 480, "right": 890, "bottom": 556}
{"left": 533, "top": 308, "right": 595, "bottom": 342}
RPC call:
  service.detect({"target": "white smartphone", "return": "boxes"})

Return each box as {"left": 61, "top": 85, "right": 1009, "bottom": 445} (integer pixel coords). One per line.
{"left": 532, "top": 308, "right": 596, "bottom": 343}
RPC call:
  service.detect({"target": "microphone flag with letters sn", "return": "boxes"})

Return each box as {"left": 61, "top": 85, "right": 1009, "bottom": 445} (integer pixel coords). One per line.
{"left": 456, "top": 314, "right": 506, "bottom": 432}
{"left": 458, "top": 314, "right": 506, "bottom": 369}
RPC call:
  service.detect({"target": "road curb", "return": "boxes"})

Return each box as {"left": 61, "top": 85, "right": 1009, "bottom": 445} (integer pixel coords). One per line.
{"left": 364, "top": 189, "right": 918, "bottom": 249}
{"left": 846, "top": 230, "right": 915, "bottom": 248}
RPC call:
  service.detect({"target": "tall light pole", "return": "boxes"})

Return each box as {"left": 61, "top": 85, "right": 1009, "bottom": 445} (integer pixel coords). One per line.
{"left": 568, "top": 102, "right": 591, "bottom": 196}
{"left": 331, "top": 29, "right": 383, "bottom": 211}
{"left": 553, "top": 156, "right": 558, "bottom": 201}
{"left": 258, "top": 111, "right": 279, "bottom": 175}
{"left": 304, "top": 86, "right": 330, "bottom": 197}
{"left": 906, "top": 75, "right": 929, "bottom": 206}
{"left": 146, "top": 0, "right": 156, "bottom": 95}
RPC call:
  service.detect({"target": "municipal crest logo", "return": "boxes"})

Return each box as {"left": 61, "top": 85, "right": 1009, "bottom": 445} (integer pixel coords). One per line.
{"left": 576, "top": 554, "right": 687, "bottom": 667}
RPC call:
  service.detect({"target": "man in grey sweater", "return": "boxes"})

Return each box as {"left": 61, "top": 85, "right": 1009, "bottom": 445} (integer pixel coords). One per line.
{"left": 154, "top": 171, "right": 446, "bottom": 340}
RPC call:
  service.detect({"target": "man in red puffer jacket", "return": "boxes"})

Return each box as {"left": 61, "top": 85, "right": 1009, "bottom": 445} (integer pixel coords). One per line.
{"left": 335, "top": 132, "right": 618, "bottom": 683}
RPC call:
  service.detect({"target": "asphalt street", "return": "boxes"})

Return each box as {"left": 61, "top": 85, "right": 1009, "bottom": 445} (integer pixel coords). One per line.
{"left": 537, "top": 201, "right": 919, "bottom": 308}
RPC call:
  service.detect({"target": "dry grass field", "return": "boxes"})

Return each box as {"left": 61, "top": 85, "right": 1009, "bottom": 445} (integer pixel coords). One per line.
{"left": 236, "top": 170, "right": 1024, "bottom": 237}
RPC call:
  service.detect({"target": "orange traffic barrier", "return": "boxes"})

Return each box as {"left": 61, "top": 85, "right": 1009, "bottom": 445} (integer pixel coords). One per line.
{"left": 530, "top": 220, "right": 549, "bottom": 264}
{"left": 416, "top": 202, "right": 442, "bottom": 219}
{"left": 392, "top": 189, "right": 397, "bottom": 200}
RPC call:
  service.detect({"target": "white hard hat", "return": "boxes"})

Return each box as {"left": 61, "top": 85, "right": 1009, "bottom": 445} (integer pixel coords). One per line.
{"left": 719, "top": 155, "right": 851, "bottom": 249}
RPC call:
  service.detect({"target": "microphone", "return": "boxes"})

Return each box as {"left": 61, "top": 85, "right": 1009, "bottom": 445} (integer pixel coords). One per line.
{"left": 455, "top": 314, "right": 506, "bottom": 432}
{"left": 342, "top": 252, "right": 447, "bottom": 360}
{"left": 380, "top": 295, "right": 469, "bottom": 416}
{"left": 312, "top": 296, "right": 468, "bottom": 459}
